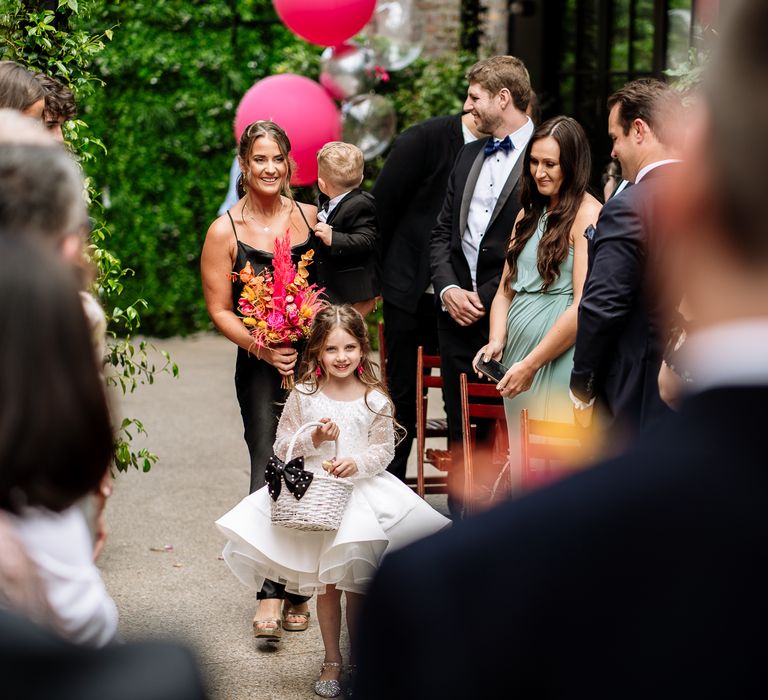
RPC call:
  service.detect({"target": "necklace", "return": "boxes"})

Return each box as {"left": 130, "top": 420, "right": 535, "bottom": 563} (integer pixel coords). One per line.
{"left": 243, "top": 199, "right": 281, "bottom": 233}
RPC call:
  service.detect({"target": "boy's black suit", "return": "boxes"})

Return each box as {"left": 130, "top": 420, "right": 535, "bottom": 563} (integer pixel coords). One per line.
{"left": 315, "top": 189, "right": 379, "bottom": 304}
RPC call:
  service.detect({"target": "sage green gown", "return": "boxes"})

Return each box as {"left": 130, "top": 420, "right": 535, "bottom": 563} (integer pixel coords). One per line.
{"left": 502, "top": 213, "right": 576, "bottom": 453}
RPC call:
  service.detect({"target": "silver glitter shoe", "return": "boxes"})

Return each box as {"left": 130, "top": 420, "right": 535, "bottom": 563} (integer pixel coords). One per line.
{"left": 314, "top": 662, "right": 342, "bottom": 698}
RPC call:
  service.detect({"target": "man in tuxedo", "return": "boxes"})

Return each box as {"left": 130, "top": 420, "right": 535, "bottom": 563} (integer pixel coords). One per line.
{"left": 373, "top": 111, "right": 480, "bottom": 480}
{"left": 430, "top": 56, "right": 533, "bottom": 496}
{"left": 353, "top": 3, "right": 768, "bottom": 696}
{"left": 570, "top": 78, "right": 684, "bottom": 444}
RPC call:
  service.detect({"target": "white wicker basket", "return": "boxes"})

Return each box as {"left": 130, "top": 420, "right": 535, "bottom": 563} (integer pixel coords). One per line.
{"left": 271, "top": 421, "right": 353, "bottom": 532}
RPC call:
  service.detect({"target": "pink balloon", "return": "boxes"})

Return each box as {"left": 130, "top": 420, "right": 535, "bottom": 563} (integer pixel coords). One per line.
{"left": 273, "top": 0, "right": 376, "bottom": 47}
{"left": 234, "top": 74, "right": 341, "bottom": 186}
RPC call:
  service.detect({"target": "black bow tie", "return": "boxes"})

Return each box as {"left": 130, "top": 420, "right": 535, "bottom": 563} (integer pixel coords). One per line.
{"left": 484, "top": 135, "right": 514, "bottom": 157}
{"left": 265, "top": 454, "right": 314, "bottom": 501}
{"left": 320, "top": 200, "right": 330, "bottom": 213}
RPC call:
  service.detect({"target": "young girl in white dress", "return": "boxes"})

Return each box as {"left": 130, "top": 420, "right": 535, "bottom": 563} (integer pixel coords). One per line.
{"left": 216, "top": 304, "right": 449, "bottom": 697}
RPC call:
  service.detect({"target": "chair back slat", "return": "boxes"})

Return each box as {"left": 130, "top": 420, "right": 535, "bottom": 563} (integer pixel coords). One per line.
{"left": 414, "top": 346, "right": 451, "bottom": 499}
{"left": 467, "top": 404, "right": 506, "bottom": 420}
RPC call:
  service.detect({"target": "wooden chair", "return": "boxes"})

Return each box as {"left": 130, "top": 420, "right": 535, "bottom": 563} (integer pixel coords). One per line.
{"left": 410, "top": 346, "right": 452, "bottom": 498}
{"left": 459, "top": 373, "right": 508, "bottom": 515}
{"left": 520, "top": 408, "right": 589, "bottom": 490}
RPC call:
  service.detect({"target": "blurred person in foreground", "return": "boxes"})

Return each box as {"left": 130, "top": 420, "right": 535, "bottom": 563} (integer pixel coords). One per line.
{"left": 0, "top": 238, "right": 207, "bottom": 700}
{"left": 0, "top": 128, "right": 116, "bottom": 643}
{"left": 353, "top": 2, "right": 768, "bottom": 697}
{"left": 0, "top": 235, "right": 116, "bottom": 646}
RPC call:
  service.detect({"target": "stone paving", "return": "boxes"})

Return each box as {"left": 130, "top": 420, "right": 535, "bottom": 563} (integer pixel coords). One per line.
{"left": 100, "top": 333, "right": 448, "bottom": 699}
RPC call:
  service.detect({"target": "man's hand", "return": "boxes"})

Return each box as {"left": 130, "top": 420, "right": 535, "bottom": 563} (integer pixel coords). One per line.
{"left": 312, "top": 418, "right": 340, "bottom": 447}
{"left": 442, "top": 288, "right": 485, "bottom": 326}
{"left": 315, "top": 222, "right": 333, "bottom": 246}
{"left": 573, "top": 403, "right": 594, "bottom": 428}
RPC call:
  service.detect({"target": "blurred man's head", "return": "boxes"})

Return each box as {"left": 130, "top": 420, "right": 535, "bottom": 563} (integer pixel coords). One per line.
{"left": 666, "top": 0, "right": 768, "bottom": 326}
{"left": 0, "top": 141, "right": 88, "bottom": 262}
{"left": 607, "top": 78, "right": 683, "bottom": 182}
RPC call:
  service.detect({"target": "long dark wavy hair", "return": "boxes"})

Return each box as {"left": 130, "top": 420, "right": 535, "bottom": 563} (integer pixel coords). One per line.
{"left": 297, "top": 305, "right": 403, "bottom": 441}
{"left": 505, "top": 116, "right": 591, "bottom": 292}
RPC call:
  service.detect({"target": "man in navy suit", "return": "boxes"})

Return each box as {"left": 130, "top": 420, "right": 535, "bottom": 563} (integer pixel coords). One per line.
{"left": 430, "top": 56, "right": 534, "bottom": 501}
{"left": 569, "top": 78, "right": 684, "bottom": 445}
{"left": 354, "top": 5, "right": 768, "bottom": 696}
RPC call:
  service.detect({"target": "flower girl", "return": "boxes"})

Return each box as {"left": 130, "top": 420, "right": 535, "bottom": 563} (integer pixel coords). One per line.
{"left": 216, "top": 304, "right": 449, "bottom": 697}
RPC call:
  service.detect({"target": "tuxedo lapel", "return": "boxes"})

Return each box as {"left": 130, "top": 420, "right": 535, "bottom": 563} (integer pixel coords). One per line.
{"left": 325, "top": 190, "right": 355, "bottom": 226}
{"left": 487, "top": 151, "right": 525, "bottom": 231}
{"left": 459, "top": 144, "right": 487, "bottom": 237}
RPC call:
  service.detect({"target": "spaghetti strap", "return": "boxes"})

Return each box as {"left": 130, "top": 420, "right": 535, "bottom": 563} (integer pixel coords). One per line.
{"left": 226, "top": 210, "right": 239, "bottom": 241}
{"left": 295, "top": 202, "right": 314, "bottom": 234}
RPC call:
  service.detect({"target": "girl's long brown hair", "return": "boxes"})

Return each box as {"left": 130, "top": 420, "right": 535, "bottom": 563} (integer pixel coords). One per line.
{"left": 297, "top": 305, "right": 403, "bottom": 441}
{"left": 505, "top": 116, "right": 591, "bottom": 292}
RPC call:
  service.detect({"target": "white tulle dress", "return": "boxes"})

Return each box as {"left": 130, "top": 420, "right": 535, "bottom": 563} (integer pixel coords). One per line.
{"left": 216, "top": 384, "right": 450, "bottom": 595}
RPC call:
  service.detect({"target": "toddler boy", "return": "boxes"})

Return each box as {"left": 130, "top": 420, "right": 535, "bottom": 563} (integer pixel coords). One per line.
{"left": 315, "top": 142, "right": 379, "bottom": 316}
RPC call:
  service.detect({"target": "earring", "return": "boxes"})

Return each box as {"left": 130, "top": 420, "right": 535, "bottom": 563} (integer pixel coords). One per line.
{"left": 357, "top": 365, "right": 364, "bottom": 377}
{"left": 315, "top": 366, "right": 322, "bottom": 378}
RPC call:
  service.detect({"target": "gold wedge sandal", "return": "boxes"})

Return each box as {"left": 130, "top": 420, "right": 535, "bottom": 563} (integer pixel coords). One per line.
{"left": 282, "top": 607, "right": 310, "bottom": 632}
{"left": 252, "top": 617, "right": 282, "bottom": 641}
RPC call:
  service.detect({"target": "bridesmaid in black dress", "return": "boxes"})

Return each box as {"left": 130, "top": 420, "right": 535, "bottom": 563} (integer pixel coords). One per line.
{"left": 201, "top": 120, "right": 317, "bottom": 640}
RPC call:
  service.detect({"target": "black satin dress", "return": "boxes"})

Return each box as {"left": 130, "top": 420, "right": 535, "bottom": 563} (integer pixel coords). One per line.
{"left": 228, "top": 208, "right": 315, "bottom": 603}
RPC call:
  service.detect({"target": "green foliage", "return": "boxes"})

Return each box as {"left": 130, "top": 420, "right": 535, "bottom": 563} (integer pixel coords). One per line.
{"left": 76, "top": 3, "right": 475, "bottom": 337}
{"left": 0, "top": 0, "right": 177, "bottom": 473}
{"left": 79, "top": 0, "right": 303, "bottom": 336}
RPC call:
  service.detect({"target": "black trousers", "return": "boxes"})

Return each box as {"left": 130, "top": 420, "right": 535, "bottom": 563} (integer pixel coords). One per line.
{"left": 382, "top": 295, "right": 440, "bottom": 481}
{"left": 234, "top": 348, "right": 310, "bottom": 605}
{"left": 437, "top": 311, "right": 500, "bottom": 510}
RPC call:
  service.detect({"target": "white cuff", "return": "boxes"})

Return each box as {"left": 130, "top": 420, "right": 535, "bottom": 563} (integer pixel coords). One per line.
{"left": 439, "top": 284, "right": 460, "bottom": 312}
{"left": 569, "top": 389, "right": 595, "bottom": 410}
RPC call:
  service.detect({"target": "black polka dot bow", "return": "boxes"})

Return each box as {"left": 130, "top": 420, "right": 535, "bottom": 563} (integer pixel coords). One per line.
{"left": 265, "top": 454, "right": 314, "bottom": 502}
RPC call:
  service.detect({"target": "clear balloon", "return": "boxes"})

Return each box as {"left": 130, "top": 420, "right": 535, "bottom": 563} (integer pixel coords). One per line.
{"left": 341, "top": 93, "right": 396, "bottom": 160}
{"left": 361, "top": 0, "right": 423, "bottom": 71}
{"left": 320, "top": 43, "right": 377, "bottom": 101}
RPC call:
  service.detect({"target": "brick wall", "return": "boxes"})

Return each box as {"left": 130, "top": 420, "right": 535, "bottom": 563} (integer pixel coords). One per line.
{"left": 415, "top": 0, "right": 509, "bottom": 58}
{"left": 416, "top": 0, "right": 461, "bottom": 57}
{"left": 480, "top": 0, "right": 509, "bottom": 56}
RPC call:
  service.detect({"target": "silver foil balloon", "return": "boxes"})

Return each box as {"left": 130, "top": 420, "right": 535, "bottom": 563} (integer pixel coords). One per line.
{"left": 341, "top": 94, "right": 396, "bottom": 160}
{"left": 320, "top": 43, "right": 377, "bottom": 101}
{"left": 362, "top": 0, "right": 423, "bottom": 71}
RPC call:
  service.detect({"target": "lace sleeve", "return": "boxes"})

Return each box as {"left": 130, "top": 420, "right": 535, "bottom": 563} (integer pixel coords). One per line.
{"left": 350, "top": 401, "right": 395, "bottom": 478}
{"left": 273, "top": 390, "right": 316, "bottom": 461}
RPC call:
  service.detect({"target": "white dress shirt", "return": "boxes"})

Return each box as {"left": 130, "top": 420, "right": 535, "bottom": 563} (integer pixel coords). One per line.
{"left": 681, "top": 319, "right": 768, "bottom": 393}
{"left": 317, "top": 191, "right": 349, "bottom": 224}
{"left": 463, "top": 117, "right": 534, "bottom": 289}
{"left": 10, "top": 506, "right": 119, "bottom": 647}
{"left": 634, "top": 159, "right": 682, "bottom": 184}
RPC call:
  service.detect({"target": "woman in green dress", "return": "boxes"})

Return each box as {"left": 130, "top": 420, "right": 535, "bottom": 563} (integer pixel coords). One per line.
{"left": 474, "top": 116, "right": 601, "bottom": 489}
